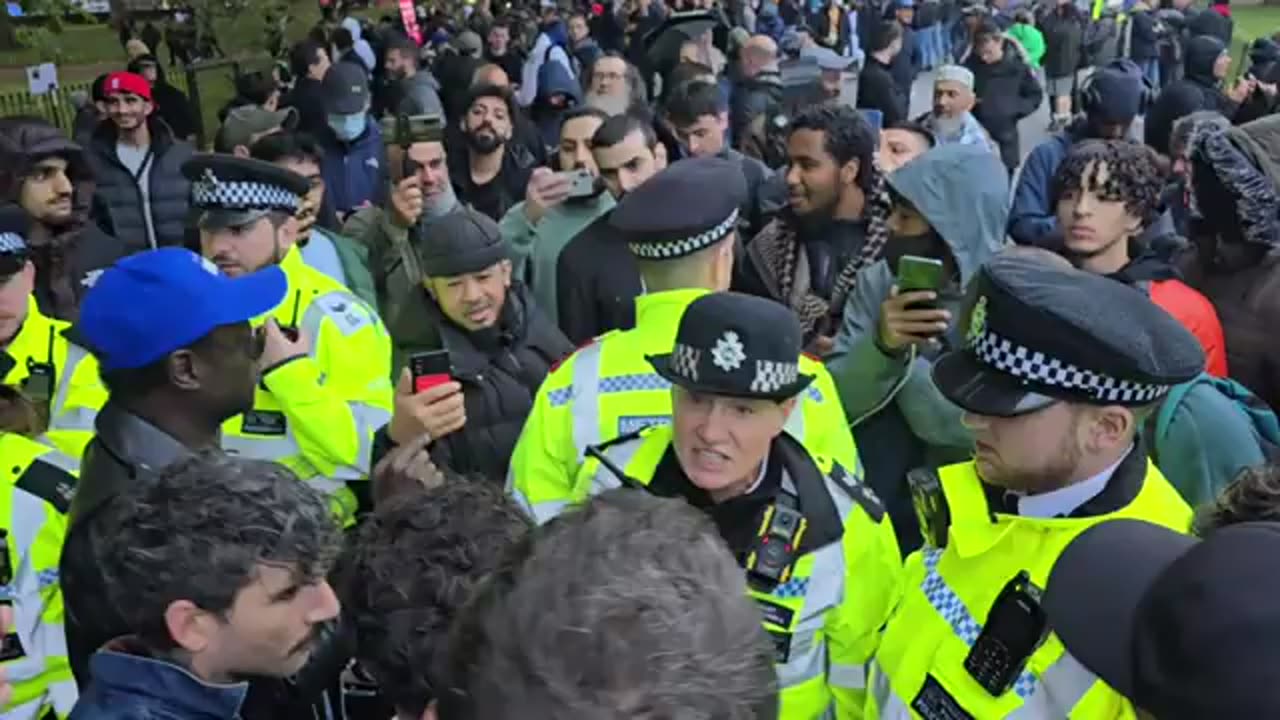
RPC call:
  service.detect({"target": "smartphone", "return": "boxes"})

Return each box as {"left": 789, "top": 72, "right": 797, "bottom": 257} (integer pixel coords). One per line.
{"left": 898, "top": 254, "right": 945, "bottom": 292}
{"left": 409, "top": 350, "right": 452, "bottom": 394}
{"left": 563, "top": 168, "right": 596, "bottom": 198}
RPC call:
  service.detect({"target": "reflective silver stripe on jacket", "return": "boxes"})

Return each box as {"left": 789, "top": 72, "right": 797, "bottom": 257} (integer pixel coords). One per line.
{"left": 569, "top": 342, "right": 604, "bottom": 462}
{"left": 8, "top": 486, "right": 69, "bottom": 699}
{"left": 47, "top": 344, "right": 96, "bottom": 432}
{"left": 3, "top": 696, "right": 50, "bottom": 720}
{"left": 870, "top": 662, "right": 913, "bottom": 719}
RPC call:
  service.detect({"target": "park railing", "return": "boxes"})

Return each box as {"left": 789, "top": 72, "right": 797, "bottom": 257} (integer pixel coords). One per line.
{"left": 0, "top": 56, "right": 272, "bottom": 149}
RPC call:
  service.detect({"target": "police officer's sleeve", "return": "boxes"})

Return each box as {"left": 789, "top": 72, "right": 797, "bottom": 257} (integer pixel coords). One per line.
{"left": 803, "top": 360, "right": 859, "bottom": 469}
{"left": 506, "top": 361, "right": 581, "bottom": 523}
{"left": 824, "top": 473, "right": 903, "bottom": 719}
{"left": 263, "top": 293, "right": 394, "bottom": 479}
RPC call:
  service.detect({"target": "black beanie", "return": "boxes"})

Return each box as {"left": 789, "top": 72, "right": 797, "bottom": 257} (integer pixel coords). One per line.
{"left": 415, "top": 207, "right": 509, "bottom": 278}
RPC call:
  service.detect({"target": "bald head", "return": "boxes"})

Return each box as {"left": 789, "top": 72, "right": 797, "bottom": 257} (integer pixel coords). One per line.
{"left": 742, "top": 35, "right": 778, "bottom": 77}
{"left": 471, "top": 63, "right": 510, "bottom": 89}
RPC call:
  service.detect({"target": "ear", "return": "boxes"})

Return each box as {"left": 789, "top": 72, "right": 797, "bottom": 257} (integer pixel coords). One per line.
{"left": 840, "top": 157, "right": 859, "bottom": 188}
{"left": 654, "top": 142, "right": 669, "bottom": 170}
{"left": 1083, "top": 405, "right": 1134, "bottom": 453}
{"left": 498, "top": 258, "right": 513, "bottom": 286}
{"left": 167, "top": 349, "right": 201, "bottom": 392}
{"left": 774, "top": 396, "right": 799, "bottom": 433}
{"left": 164, "top": 599, "right": 218, "bottom": 655}
{"left": 717, "top": 111, "right": 730, "bottom": 132}
{"left": 144, "top": 99, "right": 155, "bottom": 116}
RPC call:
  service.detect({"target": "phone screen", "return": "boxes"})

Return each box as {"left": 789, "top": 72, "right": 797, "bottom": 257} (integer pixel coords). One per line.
{"left": 897, "top": 254, "right": 945, "bottom": 293}
{"left": 409, "top": 351, "right": 452, "bottom": 394}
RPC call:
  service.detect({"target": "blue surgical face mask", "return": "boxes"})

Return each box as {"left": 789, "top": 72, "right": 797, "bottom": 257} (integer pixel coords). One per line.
{"left": 327, "top": 112, "right": 367, "bottom": 141}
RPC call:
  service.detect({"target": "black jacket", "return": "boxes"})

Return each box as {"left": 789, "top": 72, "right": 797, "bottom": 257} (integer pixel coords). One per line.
{"left": 282, "top": 77, "right": 329, "bottom": 141}
{"left": 968, "top": 44, "right": 1042, "bottom": 165}
{"left": 1039, "top": 5, "right": 1086, "bottom": 77}
{"left": 85, "top": 117, "right": 194, "bottom": 250}
{"left": 556, "top": 211, "right": 642, "bottom": 344}
{"left": 886, "top": 21, "right": 920, "bottom": 94}
{"left": 857, "top": 57, "right": 909, "bottom": 128}
{"left": 419, "top": 283, "right": 573, "bottom": 481}
{"left": 1145, "top": 36, "right": 1236, "bottom": 155}
{"left": 1128, "top": 9, "right": 1160, "bottom": 62}
{"left": 731, "top": 70, "right": 783, "bottom": 151}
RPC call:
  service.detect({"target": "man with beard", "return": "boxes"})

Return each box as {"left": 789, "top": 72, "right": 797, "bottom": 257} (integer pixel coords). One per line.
{"left": 344, "top": 128, "right": 466, "bottom": 374}
{"left": 583, "top": 53, "right": 647, "bottom": 114}
{"left": 500, "top": 107, "right": 613, "bottom": 328}
{"left": 184, "top": 154, "right": 393, "bottom": 528}
{"left": 85, "top": 71, "right": 193, "bottom": 251}
{"left": 555, "top": 113, "right": 665, "bottom": 344}
{"left": 867, "top": 253, "right": 1203, "bottom": 718}
{"left": 374, "top": 207, "right": 573, "bottom": 481}
{"left": 383, "top": 31, "right": 444, "bottom": 117}
{"left": 735, "top": 104, "right": 893, "bottom": 355}
{"left": 70, "top": 454, "right": 342, "bottom": 717}
{"left": 914, "top": 65, "right": 997, "bottom": 153}
{"left": 0, "top": 116, "right": 130, "bottom": 321}
{"left": 448, "top": 84, "right": 537, "bottom": 223}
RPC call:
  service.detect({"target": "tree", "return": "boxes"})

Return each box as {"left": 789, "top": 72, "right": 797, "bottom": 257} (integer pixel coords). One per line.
{"left": 6, "top": 0, "right": 93, "bottom": 61}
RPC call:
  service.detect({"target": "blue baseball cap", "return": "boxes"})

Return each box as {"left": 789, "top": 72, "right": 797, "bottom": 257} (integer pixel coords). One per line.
{"left": 76, "top": 248, "right": 287, "bottom": 371}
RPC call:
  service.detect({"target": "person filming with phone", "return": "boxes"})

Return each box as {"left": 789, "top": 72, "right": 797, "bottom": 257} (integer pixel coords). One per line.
{"left": 826, "top": 143, "right": 1009, "bottom": 553}
{"left": 379, "top": 206, "right": 573, "bottom": 483}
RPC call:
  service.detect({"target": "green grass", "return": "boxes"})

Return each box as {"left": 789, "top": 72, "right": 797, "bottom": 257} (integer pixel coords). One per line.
{"left": 1229, "top": 6, "right": 1280, "bottom": 76}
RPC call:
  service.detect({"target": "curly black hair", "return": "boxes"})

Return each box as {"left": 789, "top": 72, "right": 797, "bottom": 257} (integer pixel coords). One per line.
{"left": 334, "top": 481, "right": 531, "bottom": 718}
{"left": 788, "top": 103, "right": 879, "bottom": 193}
{"left": 1195, "top": 464, "right": 1280, "bottom": 536}
{"left": 1051, "top": 139, "right": 1167, "bottom": 221}
{"left": 93, "top": 453, "right": 342, "bottom": 653}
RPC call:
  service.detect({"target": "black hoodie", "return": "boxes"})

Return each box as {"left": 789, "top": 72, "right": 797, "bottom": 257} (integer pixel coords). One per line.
{"left": 1145, "top": 35, "right": 1236, "bottom": 155}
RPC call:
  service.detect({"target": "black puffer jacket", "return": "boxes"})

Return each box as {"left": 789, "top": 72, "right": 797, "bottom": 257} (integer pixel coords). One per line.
{"left": 1039, "top": 3, "right": 1085, "bottom": 78}
{"left": 85, "top": 116, "right": 194, "bottom": 249}
{"left": 419, "top": 282, "right": 572, "bottom": 482}
{"left": 0, "top": 117, "right": 134, "bottom": 321}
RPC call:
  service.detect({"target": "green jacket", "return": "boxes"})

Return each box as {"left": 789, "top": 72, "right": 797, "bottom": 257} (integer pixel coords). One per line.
{"left": 1008, "top": 23, "right": 1046, "bottom": 67}
{"left": 308, "top": 227, "right": 378, "bottom": 310}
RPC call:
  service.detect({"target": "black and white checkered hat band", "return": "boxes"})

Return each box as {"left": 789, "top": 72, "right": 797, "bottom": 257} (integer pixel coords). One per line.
{"left": 750, "top": 360, "right": 799, "bottom": 393}
{"left": 628, "top": 208, "right": 739, "bottom": 259}
{"left": 672, "top": 343, "right": 702, "bottom": 382}
{"left": 972, "top": 328, "right": 1168, "bottom": 404}
{"left": 191, "top": 179, "right": 300, "bottom": 213}
{"left": 0, "top": 232, "right": 26, "bottom": 255}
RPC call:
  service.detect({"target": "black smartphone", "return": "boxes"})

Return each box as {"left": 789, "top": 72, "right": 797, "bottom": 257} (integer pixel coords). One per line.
{"left": 963, "top": 571, "right": 1049, "bottom": 697}
{"left": 897, "top": 254, "right": 947, "bottom": 315}
{"left": 409, "top": 350, "right": 452, "bottom": 394}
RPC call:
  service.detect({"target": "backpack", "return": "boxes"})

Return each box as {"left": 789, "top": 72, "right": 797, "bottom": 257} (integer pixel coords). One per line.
{"left": 1146, "top": 374, "right": 1280, "bottom": 466}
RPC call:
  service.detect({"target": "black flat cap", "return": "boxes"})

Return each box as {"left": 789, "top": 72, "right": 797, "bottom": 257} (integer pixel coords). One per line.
{"left": 932, "top": 253, "right": 1205, "bottom": 417}
{"left": 415, "top": 206, "right": 508, "bottom": 278}
{"left": 1045, "top": 520, "right": 1280, "bottom": 719}
{"left": 609, "top": 156, "right": 747, "bottom": 262}
{"left": 182, "top": 153, "right": 309, "bottom": 230}
{"left": 0, "top": 204, "right": 30, "bottom": 278}
{"left": 648, "top": 292, "right": 814, "bottom": 401}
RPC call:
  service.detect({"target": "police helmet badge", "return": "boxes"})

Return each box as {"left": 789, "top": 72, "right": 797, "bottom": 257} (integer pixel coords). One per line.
{"left": 967, "top": 294, "right": 988, "bottom": 345}
{"left": 711, "top": 331, "right": 747, "bottom": 371}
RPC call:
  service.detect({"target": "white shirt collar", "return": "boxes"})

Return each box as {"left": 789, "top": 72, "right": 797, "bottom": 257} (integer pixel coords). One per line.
{"left": 742, "top": 457, "right": 770, "bottom": 496}
{"left": 1011, "top": 445, "right": 1133, "bottom": 519}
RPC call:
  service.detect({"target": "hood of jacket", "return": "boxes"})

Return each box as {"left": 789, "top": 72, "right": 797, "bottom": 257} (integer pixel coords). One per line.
{"left": 1185, "top": 35, "right": 1226, "bottom": 84}
{"left": 886, "top": 143, "right": 1009, "bottom": 283}
{"left": 341, "top": 16, "right": 364, "bottom": 40}
{"left": 0, "top": 118, "right": 91, "bottom": 207}
{"left": 537, "top": 55, "right": 582, "bottom": 103}
{"left": 1190, "top": 119, "right": 1280, "bottom": 249}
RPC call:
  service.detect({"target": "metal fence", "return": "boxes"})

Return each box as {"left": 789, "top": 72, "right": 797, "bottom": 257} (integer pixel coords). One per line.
{"left": 0, "top": 57, "right": 271, "bottom": 149}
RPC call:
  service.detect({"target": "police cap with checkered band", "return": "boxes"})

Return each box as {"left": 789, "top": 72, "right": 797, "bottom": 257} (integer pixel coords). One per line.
{"left": 609, "top": 155, "right": 747, "bottom": 261}
{"left": 932, "top": 253, "right": 1205, "bottom": 418}
{"left": 648, "top": 291, "right": 814, "bottom": 401}
{"left": 0, "top": 204, "right": 30, "bottom": 279}
{"left": 181, "top": 153, "right": 309, "bottom": 231}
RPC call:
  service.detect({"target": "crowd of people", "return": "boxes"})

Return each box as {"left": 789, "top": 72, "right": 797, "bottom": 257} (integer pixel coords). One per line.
{"left": 2, "top": 0, "right": 1280, "bottom": 717}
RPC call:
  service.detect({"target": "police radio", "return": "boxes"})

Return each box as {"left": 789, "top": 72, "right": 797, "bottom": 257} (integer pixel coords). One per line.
{"left": 964, "top": 571, "right": 1050, "bottom": 696}
{"left": 19, "top": 327, "right": 56, "bottom": 428}
{"left": 745, "top": 496, "right": 807, "bottom": 591}
{"left": 379, "top": 113, "right": 444, "bottom": 182}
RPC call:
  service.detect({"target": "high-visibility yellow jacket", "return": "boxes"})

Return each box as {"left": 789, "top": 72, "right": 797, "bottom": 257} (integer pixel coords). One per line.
{"left": 570, "top": 425, "right": 901, "bottom": 719}
{"left": 2, "top": 297, "right": 105, "bottom": 463}
{"left": 220, "top": 248, "right": 393, "bottom": 525}
{"left": 868, "top": 456, "right": 1192, "bottom": 719}
{"left": 0, "top": 433, "right": 78, "bottom": 719}
{"left": 508, "top": 288, "right": 858, "bottom": 522}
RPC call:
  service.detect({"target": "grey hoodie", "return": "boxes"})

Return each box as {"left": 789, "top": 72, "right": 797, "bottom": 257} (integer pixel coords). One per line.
{"left": 827, "top": 142, "right": 1010, "bottom": 448}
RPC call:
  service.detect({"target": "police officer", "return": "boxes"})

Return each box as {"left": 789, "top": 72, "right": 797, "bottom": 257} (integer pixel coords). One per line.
{"left": 0, "top": 385, "right": 76, "bottom": 719}
{"left": 562, "top": 292, "right": 901, "bottom": 719}
{"left": 182, "top": 154, "right": 394, "bottom": 525}
{"left": 0, "top": 205, "right": 105, "bottom": 461}
{"left": 509, "top": 157, "right": 856, "bottom": 522}
{"left": 868, "top": 253, "right": 1203, "bottom": 718}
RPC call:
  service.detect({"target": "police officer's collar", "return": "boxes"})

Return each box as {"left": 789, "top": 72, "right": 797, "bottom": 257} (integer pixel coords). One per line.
{"left": 980, "top": 441, "right": 1148, "bottom": 519}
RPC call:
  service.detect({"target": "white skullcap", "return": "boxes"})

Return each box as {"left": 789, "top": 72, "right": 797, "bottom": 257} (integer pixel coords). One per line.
{"left": 936, "top": 65, "right": 975, "bottom": 90}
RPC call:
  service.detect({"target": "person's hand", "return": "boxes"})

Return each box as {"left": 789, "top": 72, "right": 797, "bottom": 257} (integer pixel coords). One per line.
{"left": 296, "top": 195, "right": 318, "bottom": 239}
{"left": 524, "top": 167, "right": 573, "bottom": 226}
{"left": 807, "top": 334, "right": 835, "bottom": 357}
{"left": 372, "top": 431, "right": 445, "bottom": 506}
{"left": 257, "top": 317, "right": 311, "bottom": 372}
{"left": 389, "top": 173, "right": 424, "bottom": 228}
{"left": 387, "top": 368, "right": 467, "bottom": 445}
{"left": 1228, "top": 76, "right": 1257, "bottom": 103}
{"left": 877, "top": 286, "right": 952, "bottom": 353}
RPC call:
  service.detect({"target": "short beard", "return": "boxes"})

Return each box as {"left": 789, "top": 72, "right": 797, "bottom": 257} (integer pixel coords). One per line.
{"left": 984, "top": 419, "right": 1084, "bottom": 495}
{"left": 466, "top": 131, "right": 504, "bottom": 155}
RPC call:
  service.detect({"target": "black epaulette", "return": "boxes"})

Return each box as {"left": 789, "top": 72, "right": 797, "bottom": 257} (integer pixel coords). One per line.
{"left": 16, "top": 458, "right": 76, "bottom": 515}
{"left": 587, "top": 427, "right": 650, "bottom": 455}
{"left": 828, "top": 461, "right": 885, "bottom": 523}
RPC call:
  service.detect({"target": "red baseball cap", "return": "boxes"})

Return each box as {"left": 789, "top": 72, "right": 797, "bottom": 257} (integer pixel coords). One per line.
{"left": 103, "top": 71, "right": 152, "bottom": 101}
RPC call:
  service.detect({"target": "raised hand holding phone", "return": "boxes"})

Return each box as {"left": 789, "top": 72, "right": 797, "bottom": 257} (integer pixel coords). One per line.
{"left": 877, "top": 255, "right": 952, "bottom": 352}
